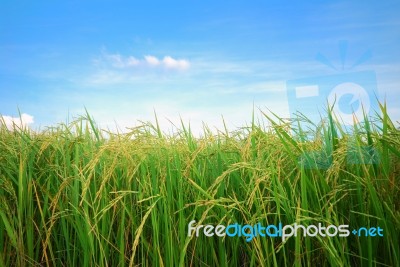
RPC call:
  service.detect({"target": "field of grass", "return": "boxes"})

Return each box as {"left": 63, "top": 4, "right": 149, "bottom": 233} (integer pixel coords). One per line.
{"left": 0, "top": 103, "right": 399, "bottom": 266}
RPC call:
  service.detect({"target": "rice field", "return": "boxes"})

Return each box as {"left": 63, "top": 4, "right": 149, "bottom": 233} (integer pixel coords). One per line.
{"left": 0, "top": 103, "right": 399, "bottom": 266}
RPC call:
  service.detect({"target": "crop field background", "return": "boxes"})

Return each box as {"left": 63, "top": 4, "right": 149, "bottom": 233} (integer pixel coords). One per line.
{"left": 0, "top": 103, "right": 399, "bottom": 267}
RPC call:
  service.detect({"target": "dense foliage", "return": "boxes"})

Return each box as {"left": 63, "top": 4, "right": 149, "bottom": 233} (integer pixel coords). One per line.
{"left": 0, "top": 104, "right": 399, "bottom": 266}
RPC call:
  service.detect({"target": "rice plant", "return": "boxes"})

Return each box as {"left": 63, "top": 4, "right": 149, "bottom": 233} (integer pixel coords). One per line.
{"left": 0, "top": 103, "right": 399, "bottom": 266}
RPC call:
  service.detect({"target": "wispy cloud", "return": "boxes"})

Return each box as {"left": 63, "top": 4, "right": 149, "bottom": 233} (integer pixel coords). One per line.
{"left": 1, "top": 113, "right": 34, "bottom": 129}
{"left": 106, "top": 54, "right": 140, "bottom": 68}
{"left": 99, "top": 49, "right": 190, "bottom": 71}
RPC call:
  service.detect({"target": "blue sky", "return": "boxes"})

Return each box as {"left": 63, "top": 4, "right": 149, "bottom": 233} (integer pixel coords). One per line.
{"left": 1, "top": 1, "right": 399, "bottom": 133}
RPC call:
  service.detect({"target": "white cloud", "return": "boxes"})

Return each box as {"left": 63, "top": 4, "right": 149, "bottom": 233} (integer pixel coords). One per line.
{"left": 2, "top": 113, "right": 34, "bottom": 130}
{"left": 144, "top": 55, "right": 160, "bottom": 66}
{"left": 100, "top": 50, "right": 190, "bottom": 71}
{"left": 162, "top": 56, "right": 190, "bottom": 70}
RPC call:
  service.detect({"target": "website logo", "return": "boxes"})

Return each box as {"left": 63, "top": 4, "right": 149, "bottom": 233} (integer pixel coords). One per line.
{"left": 188, "top": 220, "right": 384, "bottom": 242}
{"left": 286, "top": 41, "right": 380, "bottom": 168}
